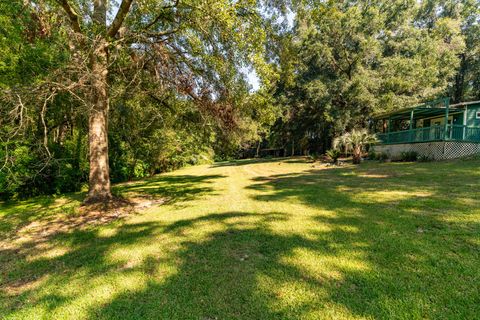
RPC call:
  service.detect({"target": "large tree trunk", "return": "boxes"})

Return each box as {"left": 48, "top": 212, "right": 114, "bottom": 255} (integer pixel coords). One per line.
{"left": 57, "top": 0, "right": 134, "bottom": 204}
{"left": 85, "top": 39, "right": 112, "bottom": 203}
{"left": 85, "top": 0, "right": 111, "bottom": 204}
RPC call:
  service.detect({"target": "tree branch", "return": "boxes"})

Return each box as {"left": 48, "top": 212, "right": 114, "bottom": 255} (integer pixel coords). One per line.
{"left": 145, "top": 28, "right": 179, "bottom": 39}
{"left": 56, "top": 0, "right": 82, "bottom": 33}
{"left": 144, "top": 0, "right": 179, "bottom": 30}
{"left": 107, "top": 0, "right": 134, "bottom": 38}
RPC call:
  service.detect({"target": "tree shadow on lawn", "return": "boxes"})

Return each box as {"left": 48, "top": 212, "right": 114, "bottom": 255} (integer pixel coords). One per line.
{"left": 210, "top": 156, "right": 311, "bottom": 168}
{"left": 74, "top": 162, "right": 480, "bottom": 319}
{"left": 114, "top": 174, "right": 225, "bottom": 203}
{"left": 0, "top": 173, "right": 226, "bottom": 316}
{"left": 0, "top": 220, "right": 163, "bottom": 314}
{"left": 211, "top": 157, "right": 287, "bottom": 168}
{"left": 90, "top": 212, "right": 333, "bottom": 320}
{"left": 244, "top": 161, "right": 480, "bottom": 318}
{"left": 0, "top": 173, "right": 224, "bottom": 241}
{"left": 2, "top": 161, "right": 480, "bottom": 319}
{"left": 0, "top": 192, "right": 85, "bottom": 240}
{"left": 2, "top": 211, "right": 298, "bottom": 319}
{"left": 88, "top": 177, "right": 479, "bottom": 320}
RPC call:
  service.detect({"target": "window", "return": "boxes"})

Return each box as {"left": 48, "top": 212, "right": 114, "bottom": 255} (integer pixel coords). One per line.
{"left": 476, "top": 111, "right": 480, "bottom": 119}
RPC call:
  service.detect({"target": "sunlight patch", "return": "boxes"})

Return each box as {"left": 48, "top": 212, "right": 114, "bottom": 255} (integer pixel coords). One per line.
{"left": 336, "top": 225, "right": 360, "bottom": 233}
{"left": 437, "top": 212, "right": 480, "bottom": 224}
{"left": 27, "top": 246, "right": 70, "bottom": 261}
{"left": 255, "top": 273, "right": 324, "bottom": 314}
{"left": 108, "top": 247, "right": 166, "bottom": 269}
{"left": 303, "top": 302, "right": 369, "bottom": 320}
{"left": 274, "top": 280, "right": 321, "bottom": 302}
{"left": 453, "top": 197, "right": 480, "bottom": 206}
{"left": 97, "top": 227, "right": 118, "bottom": 238}
{"left": 355, "top": 190, "right": 432, "bottom": 203}
{"left": 357, "top": 173, "right": 392, "bottom": 179}
{"left": 336, "top": 185, "right": 353, "bottom": 192}
{"left": 281, "top": 248, "right": 371, "bottom": 283}
{"left": 64, "top": 273, "right": 150, "bottom": 317}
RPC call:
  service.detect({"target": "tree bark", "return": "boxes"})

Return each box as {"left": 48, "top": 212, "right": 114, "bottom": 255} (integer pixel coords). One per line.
{"left": 85, "top": 39, "right": 112, "bottom": 203}
{"left": 256, "top": 140, "right": 261, "bottom": 157}
{"left": 56, "top": 0, "right": 134, "bottom": 204}
{"left": 352, "top": 146, "right": 362, "bottom": 164}
{"left": 85, "top": 0, "right": 111, "bottom": 203}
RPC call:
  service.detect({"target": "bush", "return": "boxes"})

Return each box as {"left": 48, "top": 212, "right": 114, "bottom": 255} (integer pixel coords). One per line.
{"left": 326, "top": 149, "right": 341, "bottom": 164}
{"left": 368, "top": 150, "right": 376, "bottom": 160}
{"left": 400, "top": 151, "right": 418, "bottom": 162}
{"left": 375, "top": 152, "right": 389, "bottom": 162}
{"left": 0, "top": 131, "right": 90, "bottom": 200}
{"left": 418, "top": 154, "right": 433, "bottom": 162}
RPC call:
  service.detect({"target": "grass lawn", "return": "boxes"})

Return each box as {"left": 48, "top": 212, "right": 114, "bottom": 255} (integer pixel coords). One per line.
{"left": 1, "top": 158, "right": 479, "bottom": 319}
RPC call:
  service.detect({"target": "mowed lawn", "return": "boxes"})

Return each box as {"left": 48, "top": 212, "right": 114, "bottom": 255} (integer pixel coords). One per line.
{"left": 1, "top": 158, "right": 479, "bottom": 319}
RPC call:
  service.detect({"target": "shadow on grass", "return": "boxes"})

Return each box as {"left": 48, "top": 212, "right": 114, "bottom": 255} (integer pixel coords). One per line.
{"left": 88, "top": 179, "right": 479, "bottom": 320}
{"left": 0, "top": 174, "right": 224, "bottom": 240}
{"left": 0, "top": 192, "right": 85, "bottom": 240}
{"left": 0, "top": 173, "right": 226, "bottom": 316}
{"left": 210, "top": 157, "right": 310, "bottom": 168}
{"left": 114, "top": 174, "right": 225, "bottom": 203}
{"left": 1, "top": 161, "right": 480, "bottom": 319}
{"left": 0, "top": 220, "right": 163, "bottom": 314}
{"left": 243, "top": 161, "right": 480, "bottom": 318}
{"left": 90, "top": 213, "right": 329, "bottom": 319}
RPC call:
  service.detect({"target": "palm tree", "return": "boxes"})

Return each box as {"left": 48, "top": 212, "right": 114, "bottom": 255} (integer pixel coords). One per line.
{"left": 326, "top": 149, "right": 341, "bottom": 165}
{"left": 333, "top": 129, "right": 377, "bottom": 164}
{"left": 333, "top": 133, "right": 351, "bottom": 156}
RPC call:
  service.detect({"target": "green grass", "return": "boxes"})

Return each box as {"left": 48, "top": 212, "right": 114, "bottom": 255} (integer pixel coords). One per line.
{"left": 1, "top": 158, "right": 479, "bottom": 319}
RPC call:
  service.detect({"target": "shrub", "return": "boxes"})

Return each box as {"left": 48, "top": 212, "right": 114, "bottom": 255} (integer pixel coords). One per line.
{"left": 0, "top": 141, "right": 88, "bottom": 200}
{"left": 400, "top": 151, "right": 418, "bottom": 162}
{"left": 375, "top": 152, "right": 390, "bottom": 162}
{"left": 326, "top": 149, "right": 341, "bottom": 164}
{"left": 418, "top": 154, "right": 433, "bottom": 162}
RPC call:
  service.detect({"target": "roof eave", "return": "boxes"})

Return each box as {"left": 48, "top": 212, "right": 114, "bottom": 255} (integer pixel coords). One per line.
{"left": 449, "top": 100, "right": 480, "bottom": 108}
{"left": 373, "top": 106, "right": 465, "bottom": 120}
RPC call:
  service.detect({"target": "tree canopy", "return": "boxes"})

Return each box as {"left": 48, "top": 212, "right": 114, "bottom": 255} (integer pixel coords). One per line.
{"left": 269, "top": 0, "right": 469, "bottom": 154}
{"left": 0, "top": 0, "right": 479, "bottom": 200}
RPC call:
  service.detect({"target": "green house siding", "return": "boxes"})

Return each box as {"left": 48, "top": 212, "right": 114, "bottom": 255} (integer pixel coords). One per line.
{"left": 466, "top": 104, "right": 480, "bottom": 127}
{"left": 374, "top": 99, "right": 480, "bottom": 145}
{"left": 453, "top": 113, "right": 463, "bottom": 125}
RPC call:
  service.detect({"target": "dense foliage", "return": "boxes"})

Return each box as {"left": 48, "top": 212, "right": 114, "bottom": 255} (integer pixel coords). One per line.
{"left": 267, "top": 0, "right": 476, "bottom": 154}
{"left": 1, "top": 0, "right": 479, "bottom": 199}
{"left": 0, "top": 0, "right": 281, "bottom": 200}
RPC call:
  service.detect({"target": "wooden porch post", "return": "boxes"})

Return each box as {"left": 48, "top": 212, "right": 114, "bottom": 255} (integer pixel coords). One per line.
{"left": 409, "top": 109, "right": 414, "bottom": 142}
{"left": 387, "top": 118, "right": 391, "bottom": 143}
{"left": 444, "top": 98, "right": 450, "bottom": 140}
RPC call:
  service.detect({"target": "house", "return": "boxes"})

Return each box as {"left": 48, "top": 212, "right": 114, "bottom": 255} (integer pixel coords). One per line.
{"left": 372, "top": 98, "right": 480, "bottom": 160}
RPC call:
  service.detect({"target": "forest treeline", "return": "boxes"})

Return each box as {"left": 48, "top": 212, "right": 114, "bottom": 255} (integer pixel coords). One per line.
{"left": 0, "top": 0, "right": 479, "bottom": 200}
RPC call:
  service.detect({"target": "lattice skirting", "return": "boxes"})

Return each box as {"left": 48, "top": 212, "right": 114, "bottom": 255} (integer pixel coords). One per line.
{"left": 372, "top": 141, "right": 480, "bottom": 160}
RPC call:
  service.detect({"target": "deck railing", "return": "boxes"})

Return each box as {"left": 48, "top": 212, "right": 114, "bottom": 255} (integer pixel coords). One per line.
{"left": 377, "top": 125, "right": 480, "bottom": 144}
